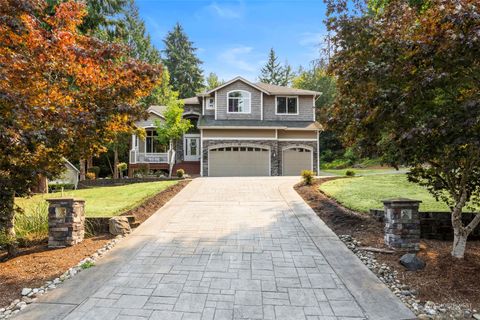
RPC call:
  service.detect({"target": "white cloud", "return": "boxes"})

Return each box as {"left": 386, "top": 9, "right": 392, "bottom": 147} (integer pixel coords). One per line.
{"left": 207, "top": 45, "right": 264, "bottom": 81}
{"left": 219, "top": 46, "right": 257, "bottom": 72}
{"left": 298, "top": 32, "right": 325, "bottom": 47}
{"left": 207, "top": 1, "right": 245, "bottom": 19}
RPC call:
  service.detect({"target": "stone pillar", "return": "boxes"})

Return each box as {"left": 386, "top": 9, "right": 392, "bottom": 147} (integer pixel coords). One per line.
{"left": 382, "top": 198, "right": 421, "bottom": 251}
{"left": 46, "top": 198, "right": 85, "bottom": 248}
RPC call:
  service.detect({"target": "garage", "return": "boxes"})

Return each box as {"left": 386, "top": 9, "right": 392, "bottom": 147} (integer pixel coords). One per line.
{"left": 208, "top": 146, "right": 270, "bottom": 177}
{"left": 282, "top": 147, "right": 312, "bottom": 176}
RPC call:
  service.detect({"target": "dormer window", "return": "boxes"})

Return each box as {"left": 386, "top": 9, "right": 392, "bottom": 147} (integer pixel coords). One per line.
{"left": 276, "top": 96, "right": 298, "bottom": 115}
{"left": 227, "top": 90, "right": 251, "bottom": 113}
{"left": 206, "top": 97, "right": 215, "bottom": 110}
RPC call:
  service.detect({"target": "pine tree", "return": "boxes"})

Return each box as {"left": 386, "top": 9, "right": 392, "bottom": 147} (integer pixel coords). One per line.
{"left": 205, "top": 72, "right": 224, "bottom": 90}
{"left": 163, "top": 23, "right": 204, "bottom": 98}
{"left": 258, "top": 48, "right": 284, "bottom": 85}
{"left": 119, "top": 0, "right": 161, "bottom": 64}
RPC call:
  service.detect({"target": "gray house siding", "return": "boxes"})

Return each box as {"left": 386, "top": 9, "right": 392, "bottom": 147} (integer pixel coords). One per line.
{"left": 216, "top": 80, "right": 262, "bottom": 120}
{"left": 263, "top": 95, "right": 314, "bottom": 121}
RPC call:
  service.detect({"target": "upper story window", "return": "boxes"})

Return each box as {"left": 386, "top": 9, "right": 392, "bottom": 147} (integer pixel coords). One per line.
{"left": 206, "top": 97, "right": 215, "bottom": 110}
{"left": 228, "top": 90, "right": 251, "bottom": 113}
{"left": 276, "top": 96, "right": 298, "bottom": 115}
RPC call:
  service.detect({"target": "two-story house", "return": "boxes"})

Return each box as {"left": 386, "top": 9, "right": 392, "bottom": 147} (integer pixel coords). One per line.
{"left": 128, "top": 76, "right": 321, "bottom": 177}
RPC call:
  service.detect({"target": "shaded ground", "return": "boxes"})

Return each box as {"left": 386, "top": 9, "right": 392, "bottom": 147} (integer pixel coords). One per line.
{"left": 0, "top": 179, "right": 190, "bottom": 308}
{"left": 295, "top": 178, "right": 480, "bottom": 310}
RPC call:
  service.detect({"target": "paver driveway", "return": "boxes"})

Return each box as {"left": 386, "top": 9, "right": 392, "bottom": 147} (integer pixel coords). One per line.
{"left": 16, "top": 177, "right": 415, "bottom": 320}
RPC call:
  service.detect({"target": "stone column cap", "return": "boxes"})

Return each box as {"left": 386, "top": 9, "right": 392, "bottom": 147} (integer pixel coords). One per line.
{"left": 45, "top": 197, "right": 85, "bottom": 202}
{"left": 382, "top": 198, "right": 422, "bottom": 205}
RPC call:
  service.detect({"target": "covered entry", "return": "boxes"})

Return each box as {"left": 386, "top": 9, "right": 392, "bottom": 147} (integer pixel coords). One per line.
{"left": 282, "top": 147, "right": 312, "bottom": 176}
{"left": 208, "top": 146, "right": 270, "bottom": 177}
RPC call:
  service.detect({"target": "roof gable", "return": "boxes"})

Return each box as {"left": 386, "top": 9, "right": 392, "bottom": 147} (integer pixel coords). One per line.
{"left": 205, "top": 76, "right": 270, "bottom": 95}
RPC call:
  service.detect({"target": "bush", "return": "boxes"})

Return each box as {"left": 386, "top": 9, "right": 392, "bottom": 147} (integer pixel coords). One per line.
{"left": 176, "top": 169, "right": 185, "bottom": 178}
{"left": 117, "top": 162, "right": 128, "bottom": 172}
{"left": 49, "top": 183, "right": 75, "bottom": 193}
{"left": 14, "top": 201, "right": 48, "bottom": 246}
{"left": 87, "top": 166, "right": 100, "bottom": 177}
{"left": 321, "top": 158, "right": 352, "bottom": 170}
{"left": 86, "top": 172, "right": 96, "bottom": 180}
{"left": 345, "top": 170, "right": 356, "bottom": 176}
{"left": 301, "top": 170, "right": 315, "bottom": 185}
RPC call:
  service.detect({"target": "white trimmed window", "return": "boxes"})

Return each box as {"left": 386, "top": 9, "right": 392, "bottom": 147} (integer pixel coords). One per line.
{"left": 276, "top": 96, "right": 298, "bottom": 115}
{"left": 145, "top": 130, "right": 167, "bottom": 153}
{"left": 206, "top": 97, "right": 215, "bottom": 110}
{"left": 227, "top": 90, "right": 251, "bottom": 113}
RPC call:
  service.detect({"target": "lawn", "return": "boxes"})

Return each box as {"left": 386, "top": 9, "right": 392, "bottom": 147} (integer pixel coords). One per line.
{"left": 321, "top": 168, "right": 405, "bottom": 176}
{"left": 319, "top": 174, "right": 453, "bottom": 212}
{"left": 16, "top": 181, "right": 178, "bottom": 218}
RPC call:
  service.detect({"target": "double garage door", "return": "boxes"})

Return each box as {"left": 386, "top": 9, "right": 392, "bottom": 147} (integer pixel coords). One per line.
{"left": 208, "top": 146, "right": 312, "bottom": 177}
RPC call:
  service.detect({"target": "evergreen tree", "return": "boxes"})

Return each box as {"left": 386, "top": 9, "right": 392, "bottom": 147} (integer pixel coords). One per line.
{"left": 163, "top": 23, "right": 204, "bottom": 98}
{"left": 118, "top": 0, "right": 161, "bottom": 64}
{"left": 205, "top": 72, "right": 224, "bottom": 90}
{"left": 280, "top": 61, "right": 294, "bottom": 86}
{"left": 258, "top": 48, "right": 284, "bottom": 85}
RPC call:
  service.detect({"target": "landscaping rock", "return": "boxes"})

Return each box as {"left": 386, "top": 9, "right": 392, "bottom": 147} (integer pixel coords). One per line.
{"left": 473, "top": 313, "right": 480, "bottom": 320}
{"left": 400, "top": 253, "right": 426, "bottom": 271}
{"left": 108, "top": 216, "right": 131, "bottom": 236}
{"left": 20, "top": 288, "right": 31, "bottom": 296}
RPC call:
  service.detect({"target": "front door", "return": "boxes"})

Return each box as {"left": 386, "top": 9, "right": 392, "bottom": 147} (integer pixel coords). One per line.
{"left": 184, "top": 135, "right": 200, "bottom": 161}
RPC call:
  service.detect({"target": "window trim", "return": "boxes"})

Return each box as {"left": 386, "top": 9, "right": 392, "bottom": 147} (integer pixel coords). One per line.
{"left": 275, "top": 96, "right": 299, "bottom": 115}
{"left": 145, "top": 129, "right": 166, "bottom": 154}
{"left": 206, "top": 97, "right": 215, "bottom": 110}
{"left": 226, "top": 90, "right": 251, "bottom": 114}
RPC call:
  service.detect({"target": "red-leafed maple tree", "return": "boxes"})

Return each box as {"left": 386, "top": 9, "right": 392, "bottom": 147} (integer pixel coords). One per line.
{"left": 0, "top": 0, "right": 162, "bottom": 256}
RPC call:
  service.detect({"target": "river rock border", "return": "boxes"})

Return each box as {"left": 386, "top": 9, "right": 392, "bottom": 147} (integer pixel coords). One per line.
{"left": 338, "top": 234, "right": 478, "bottom": 319}
{"left": 0, "top": 235, "right": 125, "bottom": 319}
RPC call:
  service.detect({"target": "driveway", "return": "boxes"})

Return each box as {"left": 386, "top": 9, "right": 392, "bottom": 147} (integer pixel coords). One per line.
{"left": 15, "top": 177, "right": 415, "bottom": 320}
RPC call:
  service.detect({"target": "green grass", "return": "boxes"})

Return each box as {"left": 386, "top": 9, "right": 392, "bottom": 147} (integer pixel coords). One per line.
{"left": 16, "top": 181, "right": 178, "bottom": 218}
{"left": 322, "top": 168, "right": 402, "bottom": 176}
{"left": 319, "top": 174, "right": 453, "bottom": 213}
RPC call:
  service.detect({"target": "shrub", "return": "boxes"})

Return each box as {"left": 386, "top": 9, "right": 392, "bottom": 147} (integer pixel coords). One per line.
{"left": 49, "top": 183, "right": 75, "bottom": 193}
{"left": 87, "top": 166, "right": 100, "bottom": 177}
{"left": 14, "top": 200, "right": 48, "bottom": 246}
{"left": 117, "top": 162, "right": 128, "bottom": 172}
{"left": 301, "top": 170, "right": 315, "bottom": 185}
{"left": 86, "top": 172, "right": 96, "bottom": 180}
{"left": 176, "top": 169, "right": 185, "bottom": 178}
{"left": 345, "top": 170, "right": 356, "bottom": 176}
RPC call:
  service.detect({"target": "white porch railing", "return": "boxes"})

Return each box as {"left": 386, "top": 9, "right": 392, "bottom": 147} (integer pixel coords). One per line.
{"left": 129, "top": 150, "right": 169, "bottom": 164}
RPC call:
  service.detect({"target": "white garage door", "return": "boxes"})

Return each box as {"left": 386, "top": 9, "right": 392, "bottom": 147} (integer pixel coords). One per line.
{"left": 283, "top": 147, "right": 312, "bottom": 176}
{"left": 209, "top": 146, "right": 270, "bottom": 177}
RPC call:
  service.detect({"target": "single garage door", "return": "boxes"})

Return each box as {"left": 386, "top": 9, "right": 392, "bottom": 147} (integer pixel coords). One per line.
{"left": 209, "top": 146, "right": 270, "bottom": 177}
{"left": 283, "top": 147, "right": 312, "bottom": 176}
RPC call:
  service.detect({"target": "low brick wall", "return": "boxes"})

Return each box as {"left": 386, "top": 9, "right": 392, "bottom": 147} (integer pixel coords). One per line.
{"left": 370, "top": 209, "right": 480, "bottom": 240}
{"left": 78, "top": 177, "right": 180, "bottom": 189}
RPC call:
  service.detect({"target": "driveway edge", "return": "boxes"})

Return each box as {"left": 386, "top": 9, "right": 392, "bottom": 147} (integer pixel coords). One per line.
{"left": 279, "top": 181, "right": 416, "bottom": 320}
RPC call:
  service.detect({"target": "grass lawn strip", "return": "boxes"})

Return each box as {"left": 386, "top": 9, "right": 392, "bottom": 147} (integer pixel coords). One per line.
{"left": 319, "top": 174, "right": 457, "bottom": 212}
{"left": 16, "top": 180, "right": 178, "bottom": 218}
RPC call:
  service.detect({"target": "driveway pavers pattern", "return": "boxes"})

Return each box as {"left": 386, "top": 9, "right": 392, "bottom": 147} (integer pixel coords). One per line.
{"left": 15, "top": 177, "right": 415, "bottom": 320}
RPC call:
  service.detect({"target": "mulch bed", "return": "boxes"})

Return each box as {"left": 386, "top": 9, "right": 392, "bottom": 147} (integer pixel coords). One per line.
{"left": 295, "top": 178, "right": 480, "bottom": 310}
{"left": 0, "top": 179, "right": 190, "bottom": 308}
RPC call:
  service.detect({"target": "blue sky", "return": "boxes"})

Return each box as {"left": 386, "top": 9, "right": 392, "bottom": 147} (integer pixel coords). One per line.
{"left": 137, "top": 0, "right": 327, "bottom": 82}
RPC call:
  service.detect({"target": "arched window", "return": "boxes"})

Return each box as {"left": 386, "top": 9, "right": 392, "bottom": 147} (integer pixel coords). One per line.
{"left": 227, "top": 90, "right": 251, "bottom": 113}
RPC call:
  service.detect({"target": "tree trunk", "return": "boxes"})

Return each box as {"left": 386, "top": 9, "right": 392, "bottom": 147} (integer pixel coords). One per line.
{"left": 113, "top": 145, "right": 119, "bottom": 179}
{"left": 79, "top": 158, "right": 86, "bottom": 181}
{"left": 0, "top": 191, "right": 17, "bottom": 257}
{"left": 87, "top": 157, "right": 93, "bottom": 170}
{"left": 452, "top": 230, "right": 468, "bottom": 259}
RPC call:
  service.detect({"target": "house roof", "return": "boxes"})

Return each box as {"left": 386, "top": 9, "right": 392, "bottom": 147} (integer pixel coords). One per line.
{"left": 147, "top": 105, "right": 167, "bottom": 118}
{"left": 254, "top": 82, "right": 322, "bottom": 96}
{"left": 198, "top": 116, "right": 322, "bottom": 131}
{"left": 64, "top": 159, "right": 80, "bottom": 173}
{"left": 183, "top": 97, "right": 200, "bottom": 105}
{"left": 199, "top": 76, "right": 322, "bottom": 97}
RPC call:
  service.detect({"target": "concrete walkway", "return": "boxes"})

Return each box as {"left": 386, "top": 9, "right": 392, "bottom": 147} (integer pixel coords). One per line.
{"left": 15, "top": 177, "right": 415, "bottom": 320}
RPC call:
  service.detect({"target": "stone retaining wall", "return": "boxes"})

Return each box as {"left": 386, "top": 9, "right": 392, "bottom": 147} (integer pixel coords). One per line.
{"left": 370, "top": 209, "right": 480, "bottom": 240}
